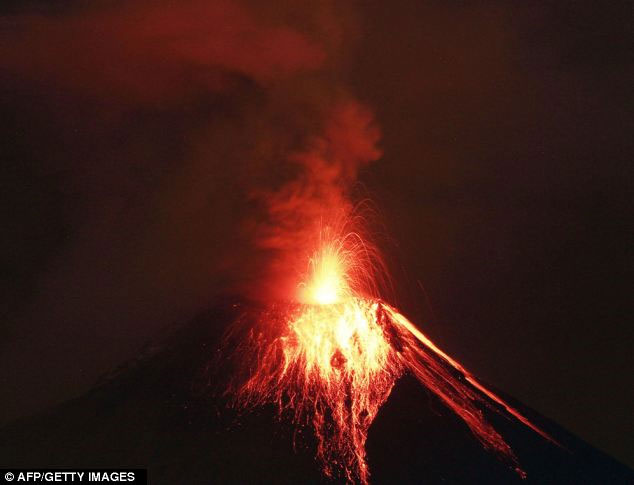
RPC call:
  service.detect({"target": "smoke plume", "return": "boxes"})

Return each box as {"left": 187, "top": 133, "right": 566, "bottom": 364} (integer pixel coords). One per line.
{"left": 250, "top": 100, "right": 382, "bottom": 301}
{"left": 0, "top": 0, "right": 378, "bottom": 423}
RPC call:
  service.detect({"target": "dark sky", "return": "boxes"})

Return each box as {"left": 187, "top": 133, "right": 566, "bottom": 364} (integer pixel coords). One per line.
{"left": 1, "top": 0, "right": 632, "bottom": 468}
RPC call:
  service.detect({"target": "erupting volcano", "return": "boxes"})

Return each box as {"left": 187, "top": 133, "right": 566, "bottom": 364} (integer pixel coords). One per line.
{"left": 0, "top": 1, "right": 631, "bottom": 484}
{"left": 227, "top": 223, "right": 557, "bottom": 484}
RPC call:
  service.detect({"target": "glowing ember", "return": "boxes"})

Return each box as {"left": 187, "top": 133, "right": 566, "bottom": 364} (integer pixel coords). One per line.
{"left": 301, "top": 245, "right": 347, "bottom": 305}
{"left": 228, "top": 228, "right": 556, "bottom": 484}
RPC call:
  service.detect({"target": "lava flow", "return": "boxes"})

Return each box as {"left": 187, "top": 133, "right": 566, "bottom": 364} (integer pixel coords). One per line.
{"left": 228, "top": 227, "right": 556, "bottom": 484}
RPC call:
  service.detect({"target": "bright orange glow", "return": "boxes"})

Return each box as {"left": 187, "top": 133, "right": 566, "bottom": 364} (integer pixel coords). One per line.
{"left": 300, "top": 244, "right": 348, "bottom": 305}
{"left": 229, "top": 227, "right": 556, "bottom": 484}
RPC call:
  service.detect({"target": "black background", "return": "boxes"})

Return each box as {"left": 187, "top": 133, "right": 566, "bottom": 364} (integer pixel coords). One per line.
{"left": 1, "top": 0, "right": 632, "bottom": 469}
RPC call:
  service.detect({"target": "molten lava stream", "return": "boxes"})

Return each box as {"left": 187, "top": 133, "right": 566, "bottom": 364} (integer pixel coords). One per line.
{"left": 229, "top": 236, "right": 555, "bottom": 484}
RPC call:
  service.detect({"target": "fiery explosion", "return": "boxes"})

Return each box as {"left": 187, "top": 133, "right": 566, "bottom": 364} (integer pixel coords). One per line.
{"left": 228, "top": 225, "right": 556, "bottom": 484}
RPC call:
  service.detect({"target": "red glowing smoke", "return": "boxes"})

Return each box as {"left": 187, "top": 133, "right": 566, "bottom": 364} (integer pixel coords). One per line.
{"left": 0, "top": 0, "right": 351, "bottom": 423}
{"left": 1, "top": 0, "right": 324, "bottom": 103}
{"left": 249, "top": 100, "right": 383, "bottom": 301}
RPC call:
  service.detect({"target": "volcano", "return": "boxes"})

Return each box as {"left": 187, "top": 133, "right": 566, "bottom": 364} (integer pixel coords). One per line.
{"left": 1, "top": 299, "right": 631, "bottom": 484}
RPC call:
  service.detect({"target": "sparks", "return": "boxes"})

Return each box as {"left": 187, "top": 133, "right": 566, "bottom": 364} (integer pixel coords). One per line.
{"left": 301, "top": 243, "right": 347, "bottom": 305}
{"left": 228, "top": 226, "right": 556, "bottom": 484}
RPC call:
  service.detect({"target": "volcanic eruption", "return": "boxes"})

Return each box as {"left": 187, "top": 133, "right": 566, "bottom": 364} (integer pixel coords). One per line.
{"left": 0, "top": 1, "right": 632, "bottom": 484}
{"left": 226, "top": 224, "right": 557, "bottom": 484}
{"left": 222, "top": 103, "right": 557, "bottom": 484}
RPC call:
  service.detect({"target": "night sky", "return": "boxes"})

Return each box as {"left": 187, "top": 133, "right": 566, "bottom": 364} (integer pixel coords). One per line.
{"left": 1, "top": 0, "right": 632, "bottom": 469}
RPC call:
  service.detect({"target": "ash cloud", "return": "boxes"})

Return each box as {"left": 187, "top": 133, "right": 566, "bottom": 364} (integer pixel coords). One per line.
{"left": 1, "top": 0, "right": 325, "bottom": 102}
{"left": 0, "top": 0, "right": 378, "bottom": 423}
{"left": 251, "top": 100, "right": 382, "bottom": 301}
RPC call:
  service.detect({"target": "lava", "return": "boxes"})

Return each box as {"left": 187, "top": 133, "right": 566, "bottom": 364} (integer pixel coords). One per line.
{"left": 228, "top": 228, "right": 556, "bottom": 484}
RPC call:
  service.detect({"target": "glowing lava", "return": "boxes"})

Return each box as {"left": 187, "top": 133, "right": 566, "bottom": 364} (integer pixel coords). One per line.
{"left": 229, "top": 229, "right": 556, "bottom": 484}
{"left": 301, "top": 244, "right": 347, "bottom": 305}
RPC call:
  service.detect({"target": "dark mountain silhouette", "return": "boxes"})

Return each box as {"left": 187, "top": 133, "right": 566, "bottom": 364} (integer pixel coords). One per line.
{"left": 1, "top": 300, "right": 632, "bottom": 484}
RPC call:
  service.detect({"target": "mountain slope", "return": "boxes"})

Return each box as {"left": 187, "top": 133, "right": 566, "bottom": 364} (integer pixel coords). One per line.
{"left": 1, "top": 301, "right": 631, "bottom": 484}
